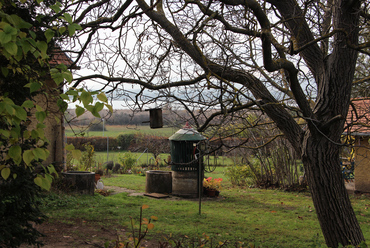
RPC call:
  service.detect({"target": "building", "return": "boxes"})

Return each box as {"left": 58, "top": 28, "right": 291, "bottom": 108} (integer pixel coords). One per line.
{"left": 346, "top": 98, "right": 370, "bottom": 192}
{"left": 31, "top": 47, "right": 78, "bottom": 171}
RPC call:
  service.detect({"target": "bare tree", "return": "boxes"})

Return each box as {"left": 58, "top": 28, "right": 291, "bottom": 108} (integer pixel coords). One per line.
{"left": 56, "top": 0, "right": 370, "bottom": 246}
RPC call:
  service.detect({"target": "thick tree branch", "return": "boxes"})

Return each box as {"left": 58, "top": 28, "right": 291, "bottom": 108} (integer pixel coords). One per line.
{"left": 218, "top": 0, "right": 314, "bottom": 123}
{"left": 135, "top": 0, "right": 304, "bottom": 151}
{"left": 188, "top": 0, "right": 261, "bottom": 37}
{"left": 198, "top": 101, "right": 257, "bottom": 132}
{"left": 72, "top": 74, "right": 207, "bottom": 91}
{"left": 267, "top": 0, "right": 325, "bottom": 81}
{"left": 77, "top": 0, "right": 136, "bottom": 28}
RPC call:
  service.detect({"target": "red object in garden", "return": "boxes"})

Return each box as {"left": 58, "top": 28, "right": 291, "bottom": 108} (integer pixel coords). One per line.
{"left": 205, "top": 189, "right": 216, "bottom": 197}
{"left": 95, "top": 174, "right": 101, "bottom": 183}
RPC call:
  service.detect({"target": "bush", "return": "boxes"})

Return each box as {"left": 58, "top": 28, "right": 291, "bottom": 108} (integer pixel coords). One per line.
{"left": 128, "top": 134, "right": 170, "bottom": 154}
{"left": 67, "top": 136, "right": 118, "bottom": 151}
{"left": 116, "top": 134, "right": 135, "bottom": 150}
{"left": 118, "top": 152, "right": 137, "bottom": 173}
{"left": 225, "top": 164, "right": 257, "bottom": 187}
{"left": 79, "top": 143, "right": 95, "bottom": 171}
{"left": 0, "top": 166, "right": 46, "bottom": 247}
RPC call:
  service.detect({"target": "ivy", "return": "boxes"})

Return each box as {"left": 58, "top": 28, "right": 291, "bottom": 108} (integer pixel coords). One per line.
{"left": 0, "top": 0, "right": 113, "bottom": 245}
{"left": 0, "top": 0, "right": 112, "bottom": 189}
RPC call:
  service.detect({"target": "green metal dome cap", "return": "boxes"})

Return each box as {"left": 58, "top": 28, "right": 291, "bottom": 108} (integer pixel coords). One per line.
{"left": 169, "top": 122, "right": 206, "bottom": 141}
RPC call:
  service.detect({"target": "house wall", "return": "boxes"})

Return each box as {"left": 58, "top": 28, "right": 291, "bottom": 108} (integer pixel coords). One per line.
{"left": 30, "top": 77, "right": 65, "bottom": 171}
{"left": 354, "top": 136, "right": 370, "bottom": 192}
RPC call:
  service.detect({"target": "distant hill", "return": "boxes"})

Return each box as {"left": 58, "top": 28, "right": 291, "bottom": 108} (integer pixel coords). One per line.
{"left": 65, "top": 108, "right": 191, "bottom": 128}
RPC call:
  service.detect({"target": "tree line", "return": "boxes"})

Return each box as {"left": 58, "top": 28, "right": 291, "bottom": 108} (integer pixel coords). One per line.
{"left": 66, "top": 108, "right": 192, "bottom": 127}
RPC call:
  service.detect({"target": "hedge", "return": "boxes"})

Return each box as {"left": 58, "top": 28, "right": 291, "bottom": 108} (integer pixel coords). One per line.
{"left": 66, "top": 134, "right": 170, "bottom": 153}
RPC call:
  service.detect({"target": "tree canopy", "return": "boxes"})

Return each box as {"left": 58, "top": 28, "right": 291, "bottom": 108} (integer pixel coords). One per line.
{"left": 64, "top": 1, "right": 370, "bottom": 246}
{"left": 2, "top": 0, "right": 370, "bottom": 247}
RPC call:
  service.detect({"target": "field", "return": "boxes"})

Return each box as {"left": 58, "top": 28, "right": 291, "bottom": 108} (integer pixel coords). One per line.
{"left": 36, "top": 167, "right": 370, "bottom": 248}
{"left": 92, "top": 151, "right": 235, "bottom": 168}
{"left": 65, "top": 125, "right": 176, "bottom": 137}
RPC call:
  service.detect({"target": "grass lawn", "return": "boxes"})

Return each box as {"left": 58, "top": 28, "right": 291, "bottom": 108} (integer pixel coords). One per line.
{"left": 93, "top": 151, "right": 235, "bottom": 168}
{"left": 41, "top": 167, "right": 370, "bottom": 247}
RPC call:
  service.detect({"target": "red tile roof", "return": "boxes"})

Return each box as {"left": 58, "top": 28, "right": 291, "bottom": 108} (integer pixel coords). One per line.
{"left": 346, "top": 98, "right": 370, "bottom": 136}
{"left": 49, "top": 47, "right": 80, "bottom": 69}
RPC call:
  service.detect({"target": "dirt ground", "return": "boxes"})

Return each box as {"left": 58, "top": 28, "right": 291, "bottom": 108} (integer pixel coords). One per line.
{"left": 20, "top": 186, "right": 160, "bottom": 248}
{"left": 23, "top": 220, "right": 124, "bottom": 248}
{"left": 21, "top": 186, "right": 217, "bottom": 248}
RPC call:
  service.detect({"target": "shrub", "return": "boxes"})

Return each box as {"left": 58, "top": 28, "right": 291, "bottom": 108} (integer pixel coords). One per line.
{"left": 129, "top": 134, "right": 170, "bottom": 155}
{"left": 225, "top": 164, "right": 257, "bottom": 187}
{"left": 66, "top": 150, "right": 74, "bottom": 171}
{"left": 79, "top": 143, "right": 95, "bottom": 171}
{"left": 67, "top": 136, "right": 118, "bottom": 151}
{"left": 118, "top": 152, "right": 137, "bottom": 173}
{"left": 0, "top": 166, "right": 46, "bottom": 247}
{"left": 116, "top": 134, "right": 135, "bottom": 150}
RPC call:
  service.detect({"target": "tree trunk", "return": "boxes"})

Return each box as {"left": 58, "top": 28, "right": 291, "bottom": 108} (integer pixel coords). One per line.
{"left": 136, "top": 0, "right": 365, "bottom": 246}
{"left": 302, "top": 132, "right": 364, "bottom": 247}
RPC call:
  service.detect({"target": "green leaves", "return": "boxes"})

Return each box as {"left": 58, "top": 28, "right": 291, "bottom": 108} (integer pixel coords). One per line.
{"left": 97, "top": 92, "right": 108, "bottom": 102}
{"left": 0, "top": 6, "right": 77, "bottom": 192}
{"left": 61, "top": 13, "right": 82, "bottom": 36}
{"left": 44, "top": 29, "right": 54, "bottom": 43}
{"left": 8, "top": 145, "right": 21, "bottom": 165}
{"left": 64, "top": 89, "right": 112, "bottom": 118}
{"left": 23, "top": 150, "right": 34, "bottom": 165}
{"left": 36, "top": 111, "right": 46, "bottom": 123}
{"left": 0, "top": 21, "right": 23, "bottom": 57}
{"left": 0, "top": 22, "right": 18, "bottom": 56}
{"left": 0, "top": 129, "right": 10, "bottom": 138}
{"left": 0, "top": 97, "right": 27, "bottom": 127}
{"left": 80, "top": 91, "right": 93, "bottom": 105}
{"left": 1, "top": 167, "right": 10, "bottom": 180}
{"left": 0, "top": 6, "right": 111, "bottom": 192}
{"left": 63, "top": 13, "right": 73, "bottom": 24}
{"left": 57, "top": 99, "right": 68, "bottom": 112}
{"left": 3, "top": 23, "right": 17, "bottom": 35}
{"left": 21, "top": 100, "right": 34, "bottom": 109}
{"left": 3, "top": 41, "right": 17, "bottom": 55}
{"left": 50, "top": 65, "right": 73, "bottom": 85}
{"left": 66, "top": 143, "right": 82, "bottom": 160}
{"left": 1, "top": 66, "right": 8, "bottom": 77}
{"left": 68, "top": 23, "right": 82, "bottom": 37}
{"left": 20, "top": 148, "right": 49, "bottom": 166}
{"left": 33, "top": 148, "right": 48, "bottom": 161}
{"left": 50, "top": 2, "right": 62, "bottom": 13}
{"left": 75, "top": 106, "right": 85, "bottom": 117}
{"left": 34, "top": 165, "right": 56, "bottom": 190}
{"left": 0, "top": 22, "right": 17, "bottom": 44}
{"left": 34, "top": 174, "right": 52, "bottom": 191}
{"left": 13, "top": 105, "right": 27, "bottom": 121}
{"left": 36, "top": 41, "right": 48, "bottom": 59}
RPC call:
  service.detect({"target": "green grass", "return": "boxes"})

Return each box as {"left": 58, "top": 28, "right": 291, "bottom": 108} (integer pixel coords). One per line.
{"left": 94, "top": 151, "right": 171, "bottom": 167}
{"left": 70, "top": 150, "right": 235, "bottom": 172}
{"left": 65, "top": 125, "right": 176, "bottom": 137}
{"left": 41, "top": 167, "right": 370, "bottom": 247}
{"left": 92, "top": 151, "right": 235, "bottom": 167}
{"left": 103, "top": 174, "right": 146, "bottom": 191}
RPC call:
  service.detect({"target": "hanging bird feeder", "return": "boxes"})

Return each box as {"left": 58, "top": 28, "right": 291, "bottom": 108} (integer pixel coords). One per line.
{"left": 143, "top": 108, "right": 163, "bottom": 129}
